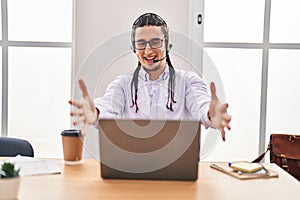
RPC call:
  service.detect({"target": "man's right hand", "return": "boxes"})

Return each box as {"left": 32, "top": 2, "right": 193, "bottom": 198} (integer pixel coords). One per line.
{"left": 69, "top": 79, "right": 98, "bottom": 135}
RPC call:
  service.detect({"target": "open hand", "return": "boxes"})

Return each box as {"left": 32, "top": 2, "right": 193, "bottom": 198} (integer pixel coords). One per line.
{"left": 69, "top": 79, "right": 98, "bottom": 135}
{"left": 209, "top": 82, "right": 231, "bottom": 141}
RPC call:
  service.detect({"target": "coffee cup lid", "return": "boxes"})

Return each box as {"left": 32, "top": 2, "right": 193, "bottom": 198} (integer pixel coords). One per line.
{"left": 61, "top": 129, "right": 82, "bottom": 137}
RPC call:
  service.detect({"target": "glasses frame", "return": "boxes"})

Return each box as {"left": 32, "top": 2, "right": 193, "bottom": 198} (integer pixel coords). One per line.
{"left": 134, "top": 38, "right": 165, "bottom": 50}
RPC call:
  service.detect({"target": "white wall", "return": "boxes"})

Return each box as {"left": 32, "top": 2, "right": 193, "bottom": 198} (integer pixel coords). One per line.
{"left": 75, "top": 0, "right": 191, "bottom": 72}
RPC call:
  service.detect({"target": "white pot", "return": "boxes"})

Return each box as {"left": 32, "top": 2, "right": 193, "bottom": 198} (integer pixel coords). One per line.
{"left": 0, "top": 177, "right": 20, "bottom": 200}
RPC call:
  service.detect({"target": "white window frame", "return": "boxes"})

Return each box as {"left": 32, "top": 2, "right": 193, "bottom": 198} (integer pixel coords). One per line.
{"left": 190, "top": 0, "right": 300, "bottom": 156}
{"left": 0, "top": 0, "right": 74, "bottom": 137}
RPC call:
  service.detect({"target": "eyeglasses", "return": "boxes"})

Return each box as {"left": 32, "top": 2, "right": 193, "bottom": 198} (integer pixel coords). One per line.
{"left": 134, "top": 38, "right": 164, "bottom": 50}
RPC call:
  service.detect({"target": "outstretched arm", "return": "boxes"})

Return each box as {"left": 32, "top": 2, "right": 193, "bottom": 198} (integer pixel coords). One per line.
{"left": 69, "top": 79, "right": 98, "bottom": 135}
{"left": 208, "top": 82, "right": 232, "bottom": 141}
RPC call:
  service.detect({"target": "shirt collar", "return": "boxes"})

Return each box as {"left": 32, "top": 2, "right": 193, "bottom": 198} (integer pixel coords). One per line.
{"left": 139, "top": 65, "right": 170, "bottom": 81}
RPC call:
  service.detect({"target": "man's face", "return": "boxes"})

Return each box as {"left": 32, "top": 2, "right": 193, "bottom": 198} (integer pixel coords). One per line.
{"left": 134, "top": 26, "right": 167, "bottom": 72}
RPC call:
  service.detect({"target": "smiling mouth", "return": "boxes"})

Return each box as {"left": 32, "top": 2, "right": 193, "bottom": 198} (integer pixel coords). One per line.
{"left": 144, "top": 56, "right": 157, "bottom": 64}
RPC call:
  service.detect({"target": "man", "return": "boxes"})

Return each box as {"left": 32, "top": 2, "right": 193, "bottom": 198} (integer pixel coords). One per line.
{"left": 69, "top": 13, "right": 231, "bottom": 141}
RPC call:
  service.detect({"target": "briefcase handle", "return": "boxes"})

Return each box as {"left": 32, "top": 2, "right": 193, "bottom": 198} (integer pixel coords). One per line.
{"left": 252, "top": 143, "right": 271, "bottom": 163}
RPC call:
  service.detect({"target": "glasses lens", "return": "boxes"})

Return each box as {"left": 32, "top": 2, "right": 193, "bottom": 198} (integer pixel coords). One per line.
{"left": 150, "top": 39, "right": 162, "bottom": 49}
{"left": 135, "top": 40, "right": 147, "bottom": 50}
{"left": 135, "top": 40, "right": 146, "bottom": 50}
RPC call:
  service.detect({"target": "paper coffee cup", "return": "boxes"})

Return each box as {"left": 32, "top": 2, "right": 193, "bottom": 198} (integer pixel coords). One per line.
{"left": 61, "top": 129, "right": 84, "bottom": 165}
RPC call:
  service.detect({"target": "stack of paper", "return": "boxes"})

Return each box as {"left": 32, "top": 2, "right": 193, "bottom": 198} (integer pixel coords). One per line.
{"left": 229, "top": 161, "right": 263, "bottom": 173}
{"left": 4, "top": 155, "right": 62, "bottom": 177}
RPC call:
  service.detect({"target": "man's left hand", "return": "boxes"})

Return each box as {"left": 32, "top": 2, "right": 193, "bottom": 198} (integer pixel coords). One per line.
{"left": 208, "top": 82, "right": 232, "bottom": 141}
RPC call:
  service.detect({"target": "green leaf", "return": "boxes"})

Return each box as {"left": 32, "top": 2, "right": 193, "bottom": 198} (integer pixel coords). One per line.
{"left": 0, "top": 162, "right": 20, "bottom": 178}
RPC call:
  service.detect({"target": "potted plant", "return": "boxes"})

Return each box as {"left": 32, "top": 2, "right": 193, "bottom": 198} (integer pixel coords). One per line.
{"left": 0, "top": 162, "right": 20, "bottom": 200}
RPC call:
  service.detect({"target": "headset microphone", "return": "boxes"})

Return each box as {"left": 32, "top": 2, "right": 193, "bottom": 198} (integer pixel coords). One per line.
{"left": 153, "top": 56, "right": 166, "bottom": 63}
{"left": 152, "top": 44, "right": 173, "bottom": 63}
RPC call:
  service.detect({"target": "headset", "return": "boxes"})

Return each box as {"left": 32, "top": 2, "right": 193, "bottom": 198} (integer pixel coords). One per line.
{"left": 131, "top": 27, "right": 172, "bottom": 57}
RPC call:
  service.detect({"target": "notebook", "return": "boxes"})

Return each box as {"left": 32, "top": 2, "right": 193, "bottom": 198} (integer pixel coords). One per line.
{"left": 210, "top": 163, "right": 279, "bottom": 180}
{"left": 98, "top": 119, "right": 201, "bottom": 181}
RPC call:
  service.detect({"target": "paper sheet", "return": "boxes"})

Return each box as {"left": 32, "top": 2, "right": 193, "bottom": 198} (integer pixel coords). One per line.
{"left": 2, "top": 155, "right": 62, "bottom": 177}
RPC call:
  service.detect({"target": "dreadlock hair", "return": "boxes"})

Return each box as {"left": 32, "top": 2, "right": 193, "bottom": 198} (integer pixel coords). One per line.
{"left": 130, "top": 13, "right": 176, "bottom": 113}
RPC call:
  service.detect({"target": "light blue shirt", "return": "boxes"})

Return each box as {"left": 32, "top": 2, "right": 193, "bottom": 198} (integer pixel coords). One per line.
{"left": 95, "top": 66, "right": 212, "bottom": 128}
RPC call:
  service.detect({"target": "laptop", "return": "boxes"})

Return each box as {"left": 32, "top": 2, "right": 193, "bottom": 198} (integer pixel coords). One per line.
{"left": 98, "top": 119, "right": 201, "bottom": 181}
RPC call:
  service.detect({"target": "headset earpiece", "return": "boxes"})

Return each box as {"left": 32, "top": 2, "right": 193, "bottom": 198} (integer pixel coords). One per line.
{"left": 131, "top": 45, "right": 136, "bottom": 53}
{"left": 168, "top": 44, "right": 173, "bottom": 52}
{"left": 131, "top": 29, "right": 136, "bottom": 53}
